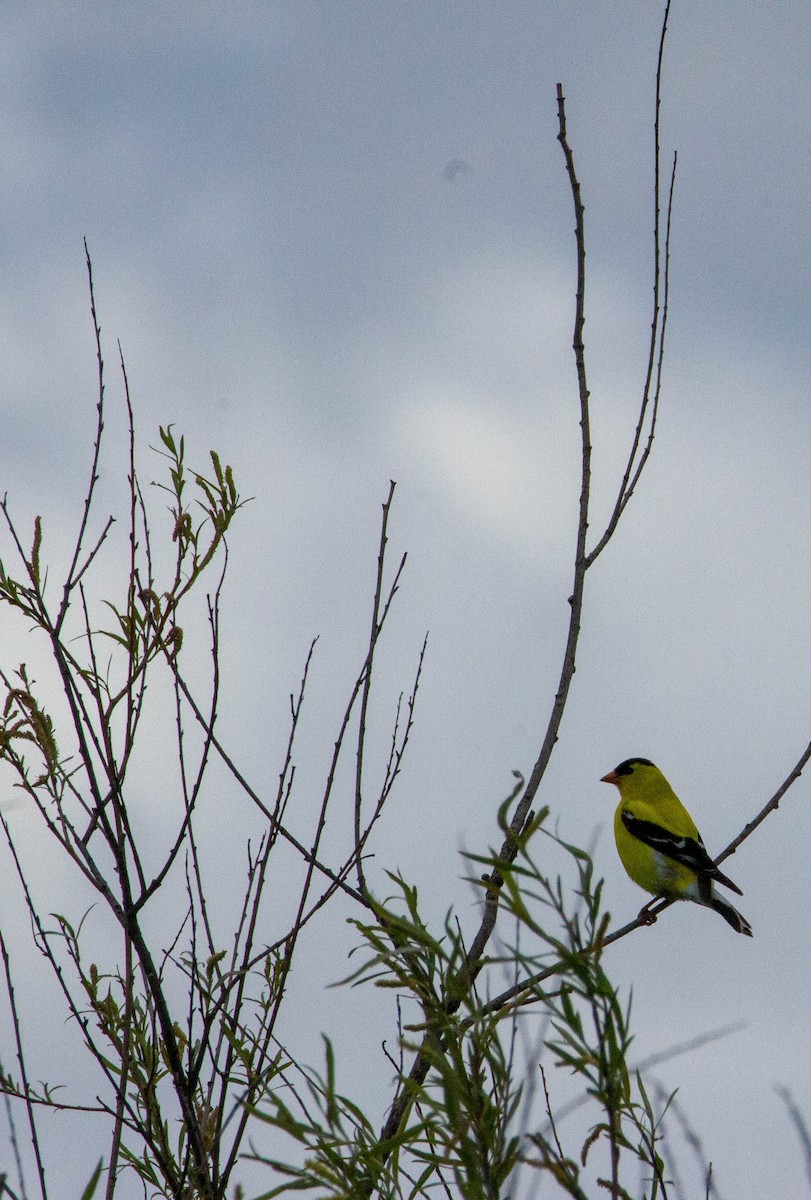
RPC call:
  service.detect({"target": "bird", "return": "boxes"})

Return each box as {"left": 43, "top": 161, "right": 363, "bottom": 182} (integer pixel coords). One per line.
{"left": 601, "top": 757, "right": 752, "bottom": 936}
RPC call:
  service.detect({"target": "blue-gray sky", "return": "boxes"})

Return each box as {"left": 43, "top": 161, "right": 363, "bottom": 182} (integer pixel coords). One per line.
{"left": 1, "top": 3, "right": 809, "bottom": 1196}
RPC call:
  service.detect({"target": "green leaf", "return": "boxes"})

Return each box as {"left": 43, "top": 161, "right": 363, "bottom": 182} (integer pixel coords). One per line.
{"left": 80, "top": 1158, "right": 104, "bottom": 1200}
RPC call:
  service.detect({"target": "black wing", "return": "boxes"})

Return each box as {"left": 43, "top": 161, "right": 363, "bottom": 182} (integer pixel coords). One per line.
{"left": 621, "top": 811, "right": 743, "bottom": 896}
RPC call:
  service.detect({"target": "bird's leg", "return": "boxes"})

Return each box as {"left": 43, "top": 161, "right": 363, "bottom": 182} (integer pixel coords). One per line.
{"left": 637, "top": 899, "right": 659, "bottom": 925}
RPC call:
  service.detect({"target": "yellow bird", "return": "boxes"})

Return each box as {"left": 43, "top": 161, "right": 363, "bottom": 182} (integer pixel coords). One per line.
{"left": 601, "top": 757, "right": 752, "bottom": 936}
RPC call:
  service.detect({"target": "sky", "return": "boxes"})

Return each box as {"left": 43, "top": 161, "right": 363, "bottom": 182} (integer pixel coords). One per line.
{"left": 0, "top": 2, "right": 810, "bottom": 1197}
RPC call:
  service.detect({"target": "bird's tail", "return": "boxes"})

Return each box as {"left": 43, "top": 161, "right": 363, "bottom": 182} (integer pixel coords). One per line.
{"left": 710, "top": 894, "right": 753, "bottom": 937}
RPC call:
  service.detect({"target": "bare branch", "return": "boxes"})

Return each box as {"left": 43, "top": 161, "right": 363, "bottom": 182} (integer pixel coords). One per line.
{"left": 355, "top": 480, "right": 399, "bottom": 896}
{"left": 56, "top": 242, "right": 109, "bottom": 635}
{"left": 586, "top": 0, "right": 675, "bottom": 565}
{"left": 717, "top": 736, "right": 811, "bottom": 865}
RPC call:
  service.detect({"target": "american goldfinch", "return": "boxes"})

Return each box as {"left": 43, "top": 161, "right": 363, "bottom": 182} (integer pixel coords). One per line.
{"left": 601, "top": 757, "right": 752, "bottom": 937}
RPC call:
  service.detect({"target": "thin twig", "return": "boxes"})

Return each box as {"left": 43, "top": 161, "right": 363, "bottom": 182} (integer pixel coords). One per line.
{"left": 0, "top": 930, "right": 48, "bottom": 1200}
{"left": 56, "top": 242, "right": 108, "bottom": 635}
{"left": 717, "top": 737, "right": 811, "bottom": 865}
{"left": 355, "top": 480, "right": 399, "bottom": 895}
{"left": 539, "top": 1065, "right": 565, "bottom": 1163}
{"left": 586, "top": 0, "right": 674, "bottom": 565}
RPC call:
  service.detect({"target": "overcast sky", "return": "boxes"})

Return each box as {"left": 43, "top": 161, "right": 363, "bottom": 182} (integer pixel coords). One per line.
{"left": 1, "top": 3, "right": 810, "bottom": 1197}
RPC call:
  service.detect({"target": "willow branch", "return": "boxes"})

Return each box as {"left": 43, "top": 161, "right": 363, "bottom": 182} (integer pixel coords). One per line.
{"left": 370, "top": 82, "right": 593, "bottom": 1164}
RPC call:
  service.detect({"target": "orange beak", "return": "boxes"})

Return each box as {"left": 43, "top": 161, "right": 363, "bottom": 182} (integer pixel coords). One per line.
{"left": 600, "top": 770, "right": 620, "bottom": 787}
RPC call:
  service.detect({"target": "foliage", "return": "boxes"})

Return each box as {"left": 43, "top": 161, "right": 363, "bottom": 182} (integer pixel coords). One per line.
{"left": 245, "top": 832, "right": 670, "bottom": 1198}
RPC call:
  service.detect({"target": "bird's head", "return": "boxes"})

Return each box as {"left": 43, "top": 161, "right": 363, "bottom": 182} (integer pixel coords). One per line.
{"left": 601, "top": 757, "right": 663, "bottom": 799}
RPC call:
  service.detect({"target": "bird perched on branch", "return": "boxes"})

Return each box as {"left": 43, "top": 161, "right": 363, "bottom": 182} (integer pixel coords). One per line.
{"left": 601, "top": 757, "right": 752, "bottom": 936}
